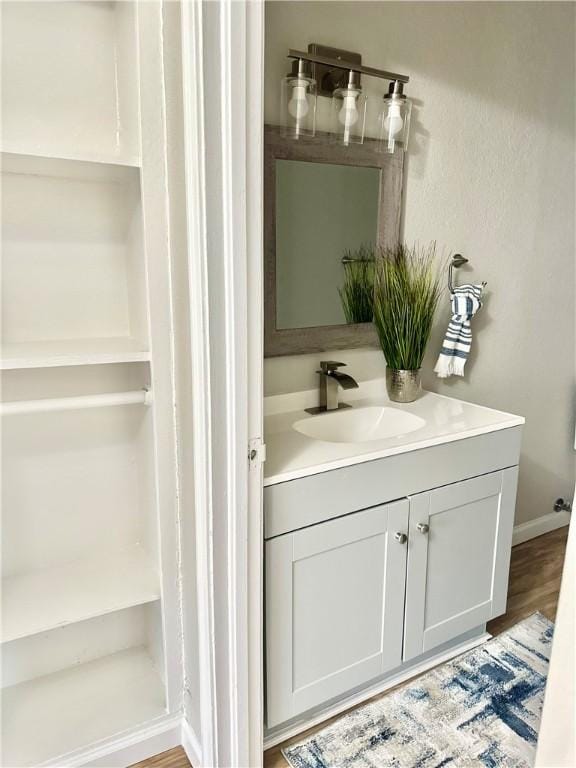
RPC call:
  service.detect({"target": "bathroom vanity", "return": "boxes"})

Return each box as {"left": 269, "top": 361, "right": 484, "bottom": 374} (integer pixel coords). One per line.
{"left": 263, "top": 381, "right": 524, "bottom": 742}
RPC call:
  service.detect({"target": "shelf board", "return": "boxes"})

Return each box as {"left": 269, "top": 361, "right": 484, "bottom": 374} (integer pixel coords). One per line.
{"left": 1, "top": 145, "right": 141, "bottom": 169}
{"left": 0, "top": 338, "right": 150, "bottom": 370}
{"left": 2, "top": 647, "right": 166, "bottom": 767}
{"left": 2, "top": 545, "right": 160, "bottom": 643}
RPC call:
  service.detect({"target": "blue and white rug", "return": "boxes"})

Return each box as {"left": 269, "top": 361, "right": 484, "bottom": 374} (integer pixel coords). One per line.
{"left": 283, "top": 613, "right": 553, "bottom": 768}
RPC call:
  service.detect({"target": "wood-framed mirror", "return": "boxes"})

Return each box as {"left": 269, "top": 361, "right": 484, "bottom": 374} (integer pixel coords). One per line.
{"left": 264, "top": 124, "right": 404, "bottom": 357}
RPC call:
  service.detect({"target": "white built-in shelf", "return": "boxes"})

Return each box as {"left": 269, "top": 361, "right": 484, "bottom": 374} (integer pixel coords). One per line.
{"left": 2, "top": 545, "right": 159, "bottom": 644}
{"left": 0, "top": 338, "right": 150, "bottom": 370}
{"left": 1, "top": 145, "right": 141, "bottom": 169}
{"left": 1, "top": 646, "right": 166, "bottom": 767}
{"left": 2, "top": 154, "right": 148, "bottom": 360}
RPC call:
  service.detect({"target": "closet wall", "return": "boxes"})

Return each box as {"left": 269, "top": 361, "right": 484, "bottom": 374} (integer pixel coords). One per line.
{"left": 1, "top": 3, "right": 183, "bottom": 765}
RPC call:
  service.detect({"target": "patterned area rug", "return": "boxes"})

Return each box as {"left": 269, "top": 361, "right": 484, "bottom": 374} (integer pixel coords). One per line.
{"left": 283, "top": 613, "right": 553, "bottom": 768}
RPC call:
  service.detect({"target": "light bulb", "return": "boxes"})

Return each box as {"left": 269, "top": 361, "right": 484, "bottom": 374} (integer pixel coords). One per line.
{"left": 288, "top": 83, "right": 309, "bottom": 120}
{"left": 384, "top": 103, "right": 404, "bottom": 137}
{"left": 338, "top": 93, "right": 359, "bottom": 128}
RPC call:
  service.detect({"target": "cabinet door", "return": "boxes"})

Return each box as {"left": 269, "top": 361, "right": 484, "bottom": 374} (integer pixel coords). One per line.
{"left": 404, "top": 468, "right": 518, "bottom": 662}
{"left": 266, "top": 500, "right": 408, "bottom": 728}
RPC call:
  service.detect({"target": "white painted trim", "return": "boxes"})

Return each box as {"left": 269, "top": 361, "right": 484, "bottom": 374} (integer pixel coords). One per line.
{"left": 180, "top": 1, "right": 218, "bottom": 765}
{"left": 136, "top": 0, "right": 184, "bottom": 714}
{"left": 180, "top": 1, "right": 264, "bottom": 765}
{"left": 263, "top": 632, "right": 491, "bottom": 750}
{"left": 41, "top": 714, "right": 182, "bottom": 768}
{"left": 512, "top": 511, "right": 571, "bottom": 546}
{"left": 181, "top": 719, "right": 203, "bottom": 768}
{"left": 244, "top": 1, "right": 265, "bottom": 765}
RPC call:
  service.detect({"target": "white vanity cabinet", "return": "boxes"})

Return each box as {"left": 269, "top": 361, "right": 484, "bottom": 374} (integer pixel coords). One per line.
{"left": 264, "top": 427, "right": 522, "bottom": 734}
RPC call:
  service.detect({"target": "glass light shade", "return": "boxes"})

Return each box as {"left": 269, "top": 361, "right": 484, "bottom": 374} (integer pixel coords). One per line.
{"left": 281, "top": 61, "right": 317, "bottom": 139}
{"left": 331, "top": 85, "right": 366, "bottom": 146}
{"left": 378, "top": 82, "right": 412, "bottom": 153}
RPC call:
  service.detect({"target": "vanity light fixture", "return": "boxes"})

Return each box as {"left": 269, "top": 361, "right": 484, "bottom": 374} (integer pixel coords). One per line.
{"left": 281, "top": 58, "right": 317, "bottom": 139}
{"left": 332, "top": 70, "right": 366, "bottom": 146}
{"left": 282, "top": 45, "right": 411, "bottom": 151}
{"left": 378, "top": 80, "right": 412, "bottom": 153}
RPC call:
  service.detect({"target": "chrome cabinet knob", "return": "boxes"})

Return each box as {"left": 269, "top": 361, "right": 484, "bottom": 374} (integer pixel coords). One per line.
{"left": 394, "top": 532, "right": 407, "bottom": 544}
{"left": 417, "top": 523, "right": 429, "bottom": 534}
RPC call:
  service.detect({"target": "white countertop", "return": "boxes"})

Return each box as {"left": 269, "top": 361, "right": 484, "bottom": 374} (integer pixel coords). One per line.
{"left": 264, "top": 379, "right": 524, "bottom": 486}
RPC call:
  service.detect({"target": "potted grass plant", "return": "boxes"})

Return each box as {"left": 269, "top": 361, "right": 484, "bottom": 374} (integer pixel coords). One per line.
{"left": 373, "top": 242, "right": 443, "bottom": 402}
{"left": 338, "top": 245, "right": 375, "bottom": 324}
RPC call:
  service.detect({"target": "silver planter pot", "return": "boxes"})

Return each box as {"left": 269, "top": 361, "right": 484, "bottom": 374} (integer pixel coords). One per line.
{"left": 386, "top": 368, "right": 422, "bottom": 403}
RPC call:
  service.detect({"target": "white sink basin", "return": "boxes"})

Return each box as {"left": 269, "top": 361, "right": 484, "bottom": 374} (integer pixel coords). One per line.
{"left": 293, "top": 406, "right": 426, "bottom": 444}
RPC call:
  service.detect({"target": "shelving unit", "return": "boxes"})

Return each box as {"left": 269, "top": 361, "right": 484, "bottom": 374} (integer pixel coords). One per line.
{"left": 3, "top": 641, "right": 165, "bottom": 767}
{"left": 2, "top": 545, "right": 160, "bottom": 643}
{"left": 1, "top": 2, "right": 182, "bottom": 765}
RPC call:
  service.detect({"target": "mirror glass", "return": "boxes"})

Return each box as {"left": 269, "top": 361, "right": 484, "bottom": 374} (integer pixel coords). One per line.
{"left": 275, "top": 159, "right": 380, "bottom": 330}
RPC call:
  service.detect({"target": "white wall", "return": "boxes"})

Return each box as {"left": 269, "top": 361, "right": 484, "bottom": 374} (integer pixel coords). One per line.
{"left": 536, "top": 516, "right": 575, "bottom": 766}
{"left": 264, "top": 1, "right": 575, "bottom": 526}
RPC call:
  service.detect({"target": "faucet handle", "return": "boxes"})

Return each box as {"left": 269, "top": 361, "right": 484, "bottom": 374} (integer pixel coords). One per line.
{"left": 319, "top": 361, "right": 347, "bottom": 374}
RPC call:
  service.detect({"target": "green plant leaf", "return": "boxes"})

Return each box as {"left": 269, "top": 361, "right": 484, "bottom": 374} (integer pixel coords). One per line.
{"left": 373, "top": 242, "right": 444, "bottom": 370}
{"left": 338, "top": 244, "right": 375, "bottom": 324}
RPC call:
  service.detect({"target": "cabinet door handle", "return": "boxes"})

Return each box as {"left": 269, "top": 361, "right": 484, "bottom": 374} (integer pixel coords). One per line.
{"left": 417, "top": 523, "right": 429, "bottom": 534}
{"left": 394, "top": 532, "right": 407, "bottom": 544}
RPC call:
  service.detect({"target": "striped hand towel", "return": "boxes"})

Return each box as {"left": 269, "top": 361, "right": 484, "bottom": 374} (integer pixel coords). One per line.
{"left": 434, "top": 284, "right": 484, "bottom": 378}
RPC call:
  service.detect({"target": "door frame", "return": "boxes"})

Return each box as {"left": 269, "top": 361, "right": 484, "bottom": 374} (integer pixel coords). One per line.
{"left": 181, "top": 0, "right": 264, "bottom": 766}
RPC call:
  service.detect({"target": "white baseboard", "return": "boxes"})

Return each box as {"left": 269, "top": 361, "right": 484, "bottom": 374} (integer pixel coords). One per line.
{"left": 181, "top": 719, "right": 203, "bottom": 767}
{"left": 513, "top": 511, "right": 571, "bottom": 547}
{"left": 44, "top": 714, "right": 183, "bottom": 768}
{"left": 38, "top": 714, "right": 201, "bottom": 768}
{"left": 263, "top": 630, "right": 491, "bottom": 750}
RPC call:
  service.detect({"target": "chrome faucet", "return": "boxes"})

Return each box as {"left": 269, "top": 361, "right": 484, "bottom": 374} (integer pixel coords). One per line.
{"left": 306, "top": 361, "right": 359, "bottom": 414}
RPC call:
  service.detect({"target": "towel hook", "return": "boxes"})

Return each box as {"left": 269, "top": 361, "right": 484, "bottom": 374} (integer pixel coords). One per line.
{"left": 448, "top": 254, "right": 487, "bottom": 293}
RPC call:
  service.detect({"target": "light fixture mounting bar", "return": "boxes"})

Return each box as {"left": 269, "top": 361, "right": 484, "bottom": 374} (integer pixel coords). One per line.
{"left": 288, "top": 48, "right": 409, "bottom": 84}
